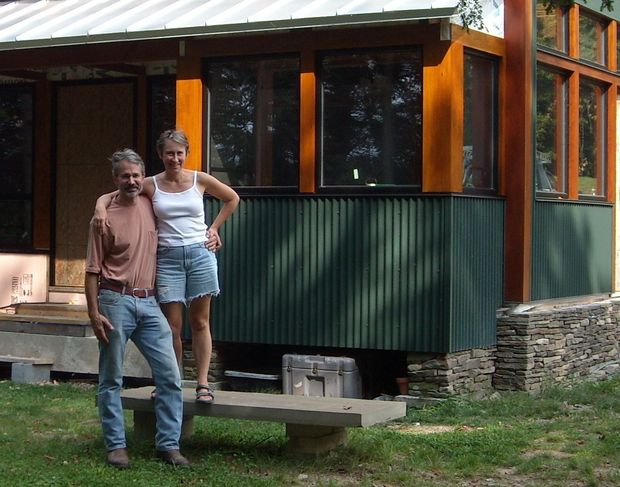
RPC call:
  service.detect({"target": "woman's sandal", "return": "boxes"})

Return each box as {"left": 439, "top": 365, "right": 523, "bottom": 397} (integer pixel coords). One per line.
{"left": 195, "top": 384, "right": 215, "bottom": 404}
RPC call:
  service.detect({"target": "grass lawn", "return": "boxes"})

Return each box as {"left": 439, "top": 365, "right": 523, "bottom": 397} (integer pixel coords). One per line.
{"left": 0, "top": 376, "right": 618, "bottom": 486}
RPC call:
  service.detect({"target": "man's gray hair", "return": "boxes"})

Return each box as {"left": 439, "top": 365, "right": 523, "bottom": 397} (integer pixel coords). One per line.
{"left": 109, "top": 149, "right": 145, "bottom": 176}
{"left": 156, "top": 129, "right": 190, "bottom": 155}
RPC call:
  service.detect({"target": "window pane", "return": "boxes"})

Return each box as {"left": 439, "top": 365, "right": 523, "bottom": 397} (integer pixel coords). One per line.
{"left": 0, "top": 86, "right": 33, "bottom": 194}
{"left": 463, "top": 52, "right": 498, "bottom": 192}
{"left": 579, "top": 12, "right": 606, "bottom": 65}
{"left": 0, "top": 84, "right": 33, "bottom": 248}
{"left": 536, "top": 2, "right": 566, "bottom": 52}
{"left": 579, "top": 79, "right": 607, "bottom": 197}
{"left": 319, "top": 48, "right": 422, "bottom": 188}
{"left": 0, "top": 200, "right": 31, "bottom": 247}
{"left": 207, "top": 56, "right": 299, "bottom": 187}
{"left": 147, "top": 76, "right": 175, "bottom": 176}
{"left": 536, "top": 66, "right": 567, "bottom": 193}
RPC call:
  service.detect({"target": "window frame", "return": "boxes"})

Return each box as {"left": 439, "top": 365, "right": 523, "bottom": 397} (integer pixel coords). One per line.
{"left": 535, "top": 63, "right": 569, "bottom": 197}
{"left": 0, "top": 83, "right": 35, "bottom": 251}
{"left": 203, "top": 53, "right": 301, "bottom": 194}
{"left": 316, "top": 45, "right": 423, "bottom": 194}
{"left": 462, "top": 49, "right": 500, "bottom": 196}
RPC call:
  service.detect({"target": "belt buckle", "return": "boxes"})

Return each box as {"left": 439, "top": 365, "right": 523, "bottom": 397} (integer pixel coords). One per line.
{"left": 132, "top": 288, "right": 147, "bottom": 298}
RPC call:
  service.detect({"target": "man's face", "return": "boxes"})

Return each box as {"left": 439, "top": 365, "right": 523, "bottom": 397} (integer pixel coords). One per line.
{"left": 113, "top": 160, "right": 144, "bottom": 200}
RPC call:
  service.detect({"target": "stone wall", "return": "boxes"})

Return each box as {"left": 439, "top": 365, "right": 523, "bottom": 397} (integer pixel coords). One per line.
{"left": 406, "top": 348, "right": 496, "bottom": 398}
{"left": 494, "top": 299, "right": 620, "bottom": 392}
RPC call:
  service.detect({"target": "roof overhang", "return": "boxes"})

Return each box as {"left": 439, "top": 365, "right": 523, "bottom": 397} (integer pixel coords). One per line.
{"left": 0, "top": 0, "right": 460, "bottom": 51}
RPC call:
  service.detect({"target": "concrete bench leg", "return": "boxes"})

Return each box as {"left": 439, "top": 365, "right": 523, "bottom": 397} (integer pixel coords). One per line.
{"left": 133, "top": 411, "right": 195, "bottom": 442}
{"left": 286, "top": 424, "right": 348, "bottom": 455}
{"left": 11, "top": 363, "right": 51, "bottom": 384}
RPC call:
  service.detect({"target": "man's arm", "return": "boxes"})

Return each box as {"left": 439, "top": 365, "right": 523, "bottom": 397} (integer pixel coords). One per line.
{"left": 85, "top": 272, "right": 114, "bottom": 345}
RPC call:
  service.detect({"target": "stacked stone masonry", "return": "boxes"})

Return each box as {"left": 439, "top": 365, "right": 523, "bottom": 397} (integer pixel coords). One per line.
{"left": 494, "top": 299, "right": 620, "bottom": 392}
{"left": 406, "top": 348, "right": 496, "bottom": 398}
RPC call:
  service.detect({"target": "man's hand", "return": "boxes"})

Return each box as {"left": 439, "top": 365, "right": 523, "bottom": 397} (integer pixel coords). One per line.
{"left": 89, "top": 312, "right": 114, "bottom": 345}
{"left": 206, "top": 228, "right": 222, "bottom": 252}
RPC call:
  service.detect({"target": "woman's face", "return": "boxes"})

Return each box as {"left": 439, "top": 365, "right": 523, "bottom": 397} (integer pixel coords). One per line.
{"left": 160, "top": 140, "right": 187, "bottom": 172}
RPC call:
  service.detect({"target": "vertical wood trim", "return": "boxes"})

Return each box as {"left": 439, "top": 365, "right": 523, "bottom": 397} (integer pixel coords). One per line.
{"left": 136, "top": 75, "right": 148, "bottom": 160}
{"left": 607, "top": 83, "right": 616, "bottom": 203}
{"left": 300, "top": 50, "right": 316, "bottom": 193}
{"left": 503, "top": 0, "right": 534, "bottom": 302}
{"left": 567, "top": 71, "right": 580, "bottom": 198}
{"left": 33, "top": 80, "right": 51, "bottom": 250}
{"left": 423, "top": 41, "right": 463, "bottom": 192}
{"left": 176, "top": 55, "right": 203, "bottom": 171}
{"left": 609, "top": 21, "right": 617, "bottom": 72}
{"left": 568, "top": 5, "right": 579, "bottom": 59}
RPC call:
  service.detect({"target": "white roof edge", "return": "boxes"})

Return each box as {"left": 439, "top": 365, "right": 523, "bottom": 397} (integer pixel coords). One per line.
{"left": 0, "top": 6, "right": 460, "bottom": 52}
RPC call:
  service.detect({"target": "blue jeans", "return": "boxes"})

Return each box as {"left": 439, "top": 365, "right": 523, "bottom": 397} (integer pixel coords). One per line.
{"left": 97, "top": 289, "right": 182, "bottom": 452}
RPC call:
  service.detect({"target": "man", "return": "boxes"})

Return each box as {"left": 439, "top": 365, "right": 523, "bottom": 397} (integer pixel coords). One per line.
{"left": 85, "top": 149, "right": 189, "bottom": 468}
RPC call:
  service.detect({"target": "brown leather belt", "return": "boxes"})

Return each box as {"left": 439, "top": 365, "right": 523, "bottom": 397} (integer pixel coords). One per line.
{"left": 100, "top": 281, "right": 155, "bottom": 298}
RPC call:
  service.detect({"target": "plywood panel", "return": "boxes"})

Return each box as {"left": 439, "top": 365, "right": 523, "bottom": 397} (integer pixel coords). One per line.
{"left": 55, "top": 82, "right": 135, "bottom": 287}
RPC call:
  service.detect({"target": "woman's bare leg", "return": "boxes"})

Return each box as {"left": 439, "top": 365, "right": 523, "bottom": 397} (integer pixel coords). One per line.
{"left": 189, "top": 295, "right": 213, "bottom": 400}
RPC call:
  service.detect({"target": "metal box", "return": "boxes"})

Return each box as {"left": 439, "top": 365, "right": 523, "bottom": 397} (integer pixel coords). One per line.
{"left": 282, "top": 354, "right": 361, "bottom": 398}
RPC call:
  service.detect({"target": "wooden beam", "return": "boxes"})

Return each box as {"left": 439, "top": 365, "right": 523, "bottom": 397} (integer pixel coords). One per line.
{"left": 423, "top": 41, "right": 463, "bottom": 192}
{"left": 92, "top": 63, "right": 146, "bottom": 75}
{"left": 0, "top": 70, "right": 47, "bottom": 80}
{"left": 33, "top": 80, "right": 52, "bottom": 250}
{"left": 503, "top": 0, "right": 534, "bottom": 303}
{"left": 567, "top": 71, "right": 580, "bottom": 199}
{"left": 299, "top": 50, "right": 316, "bottom": 193}
{"left": 176, "top": 53, "right": 202, "bottom": 171}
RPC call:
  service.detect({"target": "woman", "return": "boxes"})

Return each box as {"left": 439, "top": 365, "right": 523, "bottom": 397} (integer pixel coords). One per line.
{"left": 94, "top": 130, "right": 239, "bottom": 403}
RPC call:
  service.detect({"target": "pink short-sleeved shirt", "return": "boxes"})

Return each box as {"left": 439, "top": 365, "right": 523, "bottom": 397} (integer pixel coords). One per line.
{"left": 86, "top": 195, "right": 158, "bottom": 289}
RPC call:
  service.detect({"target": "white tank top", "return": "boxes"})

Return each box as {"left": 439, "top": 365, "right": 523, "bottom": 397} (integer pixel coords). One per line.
{"left": 152, "top": 171, "right": 207, "bottom": 247}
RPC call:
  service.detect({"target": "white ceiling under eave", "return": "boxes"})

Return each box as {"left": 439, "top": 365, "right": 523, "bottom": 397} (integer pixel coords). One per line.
{"left": 0, "top": 0, "right": 462, "bottom": 51}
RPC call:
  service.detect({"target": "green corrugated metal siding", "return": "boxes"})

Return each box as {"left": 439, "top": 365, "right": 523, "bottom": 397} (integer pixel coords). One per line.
{"left": 532, "top": 200, "right": 613, "bottom": 300}
{"left": 449, "top": 197, "right": 504, "bottom": 350}
{"left": 206, "top": 195, "right": 504, "bottom": 352}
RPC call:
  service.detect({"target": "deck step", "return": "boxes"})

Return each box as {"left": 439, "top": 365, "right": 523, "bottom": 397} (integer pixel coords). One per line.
{"left": 13, "top": 303, "right": 88, "bottom": 319}
{"left": 0, "top": 314, "right": 93, "bottom": 337}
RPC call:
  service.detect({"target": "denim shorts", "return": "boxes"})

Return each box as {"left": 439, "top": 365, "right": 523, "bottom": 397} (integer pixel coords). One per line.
{"left": 156, "top": 241, "right": 220, "bottom": 305}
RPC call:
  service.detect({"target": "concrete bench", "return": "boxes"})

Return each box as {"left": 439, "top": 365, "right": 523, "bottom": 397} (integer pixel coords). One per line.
{"left": 121, "top": 386, "right": 407, "bottom": 454}
{"left": 0, "top": 354, "right": 54, "bottom": 384}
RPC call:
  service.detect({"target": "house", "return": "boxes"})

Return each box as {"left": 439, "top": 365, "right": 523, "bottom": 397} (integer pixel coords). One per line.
{"left": 0, "top": 0, "right": 618, "bottom": 397}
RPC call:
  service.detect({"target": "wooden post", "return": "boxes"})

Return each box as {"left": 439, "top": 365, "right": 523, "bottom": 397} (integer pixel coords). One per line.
{"left": 176, "top": 44, "right": 203, "bottom": 172}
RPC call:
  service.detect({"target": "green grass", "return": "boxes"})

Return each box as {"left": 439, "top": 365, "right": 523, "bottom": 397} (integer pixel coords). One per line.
{"left": 0, "top": 376, "right": 618, "bottom": 486}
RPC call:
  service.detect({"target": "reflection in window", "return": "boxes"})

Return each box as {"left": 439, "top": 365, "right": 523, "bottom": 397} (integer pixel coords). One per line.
{"left": 536, "top": 2, "right": 566, "bottom": 52}
{"left": 147, "top": 76, "right": 175, "bottom": 176}
{"left": 206, "top": 56, "right": 299, "bottom": 187}
{"left": 463, "top": 51, "right": 498, "bottom": 192}
{"left": 319, "top": 48, "right": 422, "bottom": 188}
{"left": 0, "top": 84, "right": 33, "bottom": 248}
{"left": 579, "top": 12, "right": 607, "bottom": 65}
{"left": 579, "top": 79, "right": 607, "bottom": 197}
{"left": 536, "top": 66, "right": 567, "bottom": 193}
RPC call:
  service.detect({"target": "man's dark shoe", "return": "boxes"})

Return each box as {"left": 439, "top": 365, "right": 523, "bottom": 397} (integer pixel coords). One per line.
{"left": 156, "top": 449, "right": 190, "bottom": 466}
{"left": 107, "top": 448, "right": 129, "bottom": 469}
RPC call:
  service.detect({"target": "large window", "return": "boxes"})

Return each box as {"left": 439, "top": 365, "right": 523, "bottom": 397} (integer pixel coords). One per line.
{"left": 463, "top": 51, "right": 498, "bottom": 193}
{"left": 147, "top": 76, "right": 175, "bottom": 176}
{"left": 206, "top": 55, "right": 299, "bottom": 188}
{"left": 0, "top": 84, "right": 33, "bottom": 249}
{"left": 579, "top": 78, "right": 607, "bottom": 197}
{"left": 318, "top": 47, "right": 422, "bottom": 188}
{"left": 536, "top": 2, "right": 567, "bottom": 52}
{"left": 536, "top": 66, "right": 567, "bottom": 194}
{"left": 579, "top": 11, "right": 607, "bottom": 66}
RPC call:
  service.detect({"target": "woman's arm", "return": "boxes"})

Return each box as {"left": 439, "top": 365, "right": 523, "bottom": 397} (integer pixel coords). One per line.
{"left": 91, "top": 191, "right": 118, "bottom": 234}
{"left": 198, "top": 172, "right": 239, "bottom": 251}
